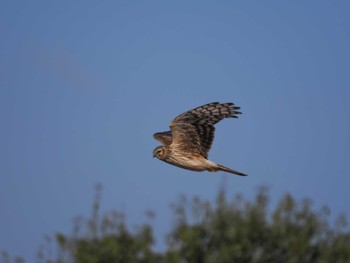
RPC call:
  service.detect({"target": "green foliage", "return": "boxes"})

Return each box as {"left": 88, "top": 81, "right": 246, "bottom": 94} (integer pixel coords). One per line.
{"left": 2, "top": 184, "right": 350, "bottom": 263}
{"left": 166, "top": 186, "right": 350, "bottom": 263}
{"left": 34, "top": 184, "right": 161, "bottom": 263}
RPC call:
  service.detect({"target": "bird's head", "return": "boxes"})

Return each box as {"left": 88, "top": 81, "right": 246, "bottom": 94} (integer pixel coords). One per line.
{"left": 153, "top": 146, "right": 167, "bottom": 160}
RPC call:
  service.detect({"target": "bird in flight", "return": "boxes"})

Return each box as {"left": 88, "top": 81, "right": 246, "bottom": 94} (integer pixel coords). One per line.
{"left": 153, "top": 102, "right": 247, "bottom": 176}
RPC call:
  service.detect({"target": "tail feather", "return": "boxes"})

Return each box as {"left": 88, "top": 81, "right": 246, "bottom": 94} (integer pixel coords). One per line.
{"left": 216, "top": 164, "right": 247, "bottom": 176}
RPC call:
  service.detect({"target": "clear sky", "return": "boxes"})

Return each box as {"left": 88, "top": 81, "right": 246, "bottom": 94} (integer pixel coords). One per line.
{"left": 1, "top": 1, "right": 350, "bottom": 261}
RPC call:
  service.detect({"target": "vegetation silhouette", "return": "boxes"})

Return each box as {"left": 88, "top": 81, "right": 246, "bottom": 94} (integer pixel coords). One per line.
{"left": 2, "top": 184, "right": 350, "bottom": 263}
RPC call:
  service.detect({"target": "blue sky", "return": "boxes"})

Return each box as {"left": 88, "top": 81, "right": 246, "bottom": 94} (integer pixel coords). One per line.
{"left": 1, "top": 1, "right": 350, "bottom": 261}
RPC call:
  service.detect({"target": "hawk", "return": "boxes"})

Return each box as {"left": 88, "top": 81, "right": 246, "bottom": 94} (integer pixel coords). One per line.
{"left": 153, "top": 102, "right": 247, "bottom": 176}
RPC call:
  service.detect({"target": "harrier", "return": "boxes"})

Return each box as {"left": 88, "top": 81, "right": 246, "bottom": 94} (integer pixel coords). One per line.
{"left": 153, "top": 102, "right": 247, "bottom": 176}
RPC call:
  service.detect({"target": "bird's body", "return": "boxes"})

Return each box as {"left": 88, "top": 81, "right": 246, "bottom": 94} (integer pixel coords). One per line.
{"left": 153, "top": 145, "right": 216, "bottom": 171}
{"left": 153, "top": 102, "right": 247, "bottom": 176}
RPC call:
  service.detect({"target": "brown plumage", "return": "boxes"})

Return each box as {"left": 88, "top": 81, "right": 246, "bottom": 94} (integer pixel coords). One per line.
{"left": 153, "top": 102, "right": 247, "bottom": 176}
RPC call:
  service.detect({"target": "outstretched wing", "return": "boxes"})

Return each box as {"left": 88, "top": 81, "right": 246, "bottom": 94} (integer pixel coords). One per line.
{"left": 169, "top": 102, "right": 241, "bottom": 158}
{"left": 153, "top": 131, "right": 173, "bottom": 145}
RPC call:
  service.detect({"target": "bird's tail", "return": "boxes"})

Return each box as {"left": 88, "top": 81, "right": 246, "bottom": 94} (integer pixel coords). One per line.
{"left": 216, "top": 164, "right": 247, "bottom": 176}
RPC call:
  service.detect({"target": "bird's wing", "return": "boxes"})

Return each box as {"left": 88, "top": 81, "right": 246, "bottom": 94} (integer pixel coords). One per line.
{"left": 169, "top": 102, "right": 241, "bottom": 158}
{"left": 153, "top": 131, "right": 173, "bottom": 145}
